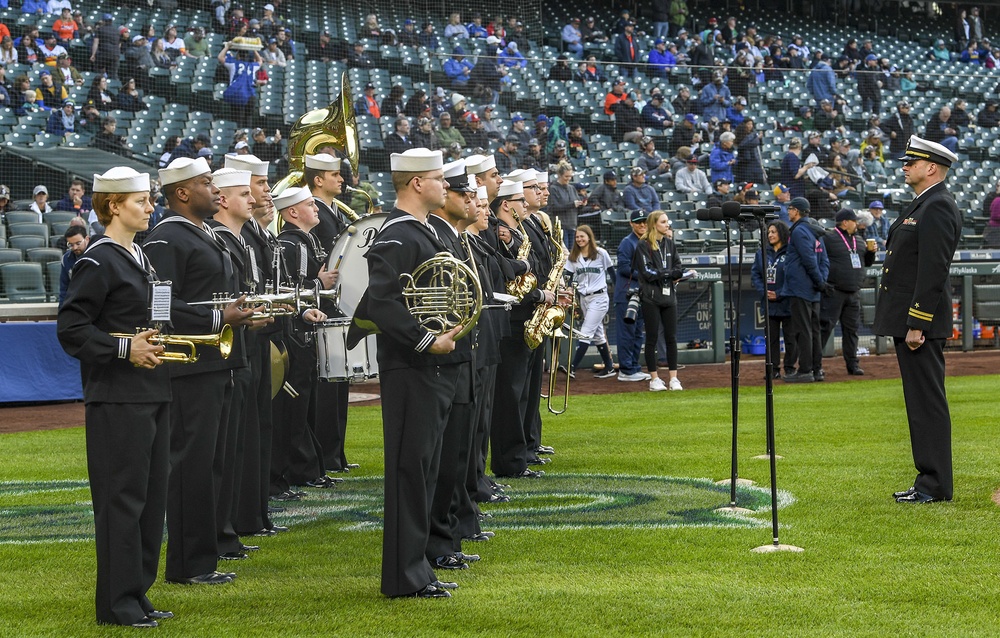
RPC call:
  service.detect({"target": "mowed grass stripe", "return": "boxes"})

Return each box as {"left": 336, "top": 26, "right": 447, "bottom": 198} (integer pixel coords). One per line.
{"left": 1, "top": 374, "right": 999, "bottom": 637}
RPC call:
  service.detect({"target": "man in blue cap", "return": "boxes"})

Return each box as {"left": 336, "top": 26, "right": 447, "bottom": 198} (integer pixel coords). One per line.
{"left": 857, "top": 53, "right": 882, "bottom": 115}
{"left": 874, "top": 135, "right": 961, "bottom": 504}
{"left": 614, "top": 210, "right": 651, "bottom": 382}
{"left": 780, "top": 196, "right": 829, "bottom": 382}
{"left": 866, "top": 200, "right": 890, "bottom": 248}
{"left": 443, "top": 46, "right": 474, "bottom": 87}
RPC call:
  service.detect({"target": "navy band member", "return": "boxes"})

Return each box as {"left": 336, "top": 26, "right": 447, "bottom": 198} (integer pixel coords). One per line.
{"left": 350, "top": 148, "right": 470, "bottom": 598}
{"left": 305, "top": 152, "right": 355, "bottom": 475}
{"left": 272, "top": 186, "right": 336, "bottom": 492}
{"left": 225, "top": 153, "right": 285, "bottom": 535}
{"left": 873, "top": 136, "right": 962, "bottom": 504}
{"left": 143, "top": 157, "right": 255, "bottom": 585}
{"left": 58, "top": 167, "right": 172, "bottom": 628}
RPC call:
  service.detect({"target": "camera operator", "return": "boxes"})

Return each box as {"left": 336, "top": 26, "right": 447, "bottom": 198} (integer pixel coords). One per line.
{"left": 613, "top": 210, "right": 649, "bottom": 382}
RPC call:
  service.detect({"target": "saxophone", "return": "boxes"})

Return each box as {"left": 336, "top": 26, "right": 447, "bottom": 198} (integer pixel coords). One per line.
{"left": 505, "top": 210, "right": 537, "bottom": 300}
{"left": 524, "top": 218, "right": 569, "bottom": 350}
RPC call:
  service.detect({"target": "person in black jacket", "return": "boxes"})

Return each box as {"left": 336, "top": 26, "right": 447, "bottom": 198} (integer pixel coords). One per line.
{"left": 58, "top": 167, "right": 171, "bottom": 629}
{"left": 882, "top": 100, "right": 914, "bottom": 156}
{"left": 142, "top": 157, "right": 258, "bottom": 586}
{"left": 751, "top": 220, "right": 795, "bottom": 378}
{"left": 977, "top": 100, "right": 1000, "bottom": 128}
{"left": 347, "top": 148, "right": 476, "bottom": 599}
{"left": 820, "top": 208, "right": 876, "bottom": 376}
{"left": 873, "top": 136, "right": 961, "bottom": 504}
{"left": 856, "top": 54, "right": 882, "bottom": 115}
{"left": 633, "top": 211, "right": 685, "bottom": 391}
{"left": 611, "top": 92, "right": 643, "bottom": 143}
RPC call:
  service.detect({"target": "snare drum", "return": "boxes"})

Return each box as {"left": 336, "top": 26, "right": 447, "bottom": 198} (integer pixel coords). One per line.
{"left": 316, "top": 318, "right": 378, "bottom": 382}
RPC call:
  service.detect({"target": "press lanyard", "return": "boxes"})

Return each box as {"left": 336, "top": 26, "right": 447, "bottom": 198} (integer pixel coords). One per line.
{"left": 837, "top": 227, "right": 862, "bottom": 269}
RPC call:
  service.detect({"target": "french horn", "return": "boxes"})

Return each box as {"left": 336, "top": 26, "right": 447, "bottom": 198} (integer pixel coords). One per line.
{"left": 400, "top": 252, "right": 482, "bottom": 340}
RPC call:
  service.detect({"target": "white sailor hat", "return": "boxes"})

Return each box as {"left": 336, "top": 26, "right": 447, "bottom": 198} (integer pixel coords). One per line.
{"left": 467, "top": 175, "right": 477, "bottom": 192}
{"left": 273, "top": 186, "right": 312, "bottom": 210}
{"left": 898, "top": 135, "right": 959, "bottom": 167}
{"left": 224, "top": 153, "right": 269, "bottom": 176}
{"left": 390, "top": 148, "right": 443, "bottom": 172}
{"left": 93, "top": 166, "right": 150, "bottom": 193}
{"left": 497, "top": 180, "right": 524, "bottom": 198}
{"left": 505, "top": 168, "right": 537, "bottom": 184}
{"left": 476, "top": 185, "right": 487, "bottom": 200}
{"left": 443, "top": 159, "right": 476, "bottom": 192}
{"left": 212, "top": 168, "right": 251, "bottom": 189}
{"left": 535, "top": 171, "right": 549, "bottom": 184}
{"left": 304, "top": 152, "right": 342, "bottom": 171}
{"left": 159, "top": 157, "right": 212, "bottom": 186}
{"left": 465, "top": 153, "right": 496, "bottom": 174}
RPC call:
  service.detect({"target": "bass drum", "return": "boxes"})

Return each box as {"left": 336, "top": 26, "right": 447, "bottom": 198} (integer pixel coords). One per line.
{"left": 316, "top": 318, "right": 379, "bottom": 382}
{"left": 327, "top": 212, "right": 386, "bottom": 318}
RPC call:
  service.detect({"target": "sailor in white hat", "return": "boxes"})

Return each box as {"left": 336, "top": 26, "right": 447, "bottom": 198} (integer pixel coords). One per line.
{"left": 58, "top": 166, "right": 170, "bottom": 627}
{"left": 143, "top": 156, "right": 258, "bottom": 587}
{"left": 303, "top": 152, "right": 347, "bottom": 251}
{"left": 465, "top": 153, "right": 503, "bottom": 202}
{"left": 873, "top": 133, "right": 962, "bottom": 505}
{"left": 350, "top": 147, "right": 476, "bottom": 599}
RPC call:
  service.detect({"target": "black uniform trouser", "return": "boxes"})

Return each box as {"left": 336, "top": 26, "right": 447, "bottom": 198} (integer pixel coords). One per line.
{"left": 894, "top": 337, "right": 953, "bottom": 500}
{"left": 524, "top": 337, "right": 547, "bottom": 453}
{"left": 789, "top": 297, "right": 821, "bottom": 374}
{"left": 234, "top": 339, "right": 273, "bottom": 534}
{"left": 767, "top": 315, "right": 796, "bottom": 374}
{"left": 491, "top": 335, "right": 532, "bottom": 476}
{"left": 426, "top": 362, "right": 475, "bottom": 559}
{"left": 820, "top": 289, "right": 862, "bottom": 371}
{"left": 641, "top": 301, "right": 679, "bottom": 372}
{"left": 166, "top": 370, "right": 232, "bottom": 580}
{"left": 315, "top": 379, "right": 351, "bottom": 471}
{"left": 380, "top": 363, "right": 463, "bottom": 597}
{"left": 217, "top": 364, "right": 251, "bottom": 554}
{"left": 271, "top": 339, "right": 324, "bottom": 490}
{"left": 87, "top": 401, "right": 168, "bottom": 626}
{"left": 472, "top": 364, "right": 498, "bottom": 502}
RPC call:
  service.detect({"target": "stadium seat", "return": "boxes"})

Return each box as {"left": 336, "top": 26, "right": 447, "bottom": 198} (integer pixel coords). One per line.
{"left": 4, "top": 211, "right": 39, "bottom": 225}
{"left": 7, "top": 235, "right": 46, "bottom": 255}
{"left": 0, "top": 262, "right": 47, "bottom": 302}
{"left": 0, "top": 248, "right": 22, "bottom": 265}
{"left": 45, "top": 259, "right": 61, "bottom": 302}
{"left": 26, "top": 247, "right": 63, "bottom": 265}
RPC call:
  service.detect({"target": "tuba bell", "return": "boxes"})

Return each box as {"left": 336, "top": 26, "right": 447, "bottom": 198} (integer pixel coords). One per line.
{"left": 271, "top": 71, "right": 364, "bottom": 230}
{"left": 110, "top": 325, "right": 234, "bottom": 364}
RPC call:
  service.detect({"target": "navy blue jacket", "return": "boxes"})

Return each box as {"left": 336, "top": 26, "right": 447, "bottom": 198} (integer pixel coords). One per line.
{"left": 780, "top": 217, "right": 829, "bottom": 302}
{"left": 614, "top": 231, "right": 642, "bottom": 304}
{"left": 751, "top": 244, "right": 790, "bottom": 317}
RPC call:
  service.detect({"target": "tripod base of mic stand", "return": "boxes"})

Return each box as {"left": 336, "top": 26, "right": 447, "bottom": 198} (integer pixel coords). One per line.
{"left": 714, "top": 505, "right": 754, "bottom": 515}
{"left": 752, "top": 453, "right": 784, "bottom": 460}
{"left": 715, "top": 477, "right": 756, "bottom": 487}
{"left": 752, "top": 543, "right": 804, "bottom": 554}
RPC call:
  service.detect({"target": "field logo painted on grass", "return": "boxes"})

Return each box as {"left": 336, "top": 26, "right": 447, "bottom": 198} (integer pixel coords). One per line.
{"left": 0, "top": 475, "right": 791, "bottom": 543}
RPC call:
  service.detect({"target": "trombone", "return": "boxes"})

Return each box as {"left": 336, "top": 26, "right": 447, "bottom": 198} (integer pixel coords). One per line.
{"left": 544, "top": 285, "right": 578, "bottom": 415}
{"left": 110, "top": 325, "right": 234, "bottom": 364}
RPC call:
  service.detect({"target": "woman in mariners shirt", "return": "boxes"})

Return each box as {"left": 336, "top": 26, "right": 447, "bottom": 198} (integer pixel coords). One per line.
{"left": 565, "top": 224, "right": 616, "bottom": 378}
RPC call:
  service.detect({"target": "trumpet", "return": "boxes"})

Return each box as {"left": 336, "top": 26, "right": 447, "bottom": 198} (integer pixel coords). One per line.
{"left": 278, "top": 286, "right": 339, "bottom": 307}
{"left": 189, "top": 292, "right": 302, "bottom": 319}
{"left": 110, "top": 325, "right": 234, "bottom": 364}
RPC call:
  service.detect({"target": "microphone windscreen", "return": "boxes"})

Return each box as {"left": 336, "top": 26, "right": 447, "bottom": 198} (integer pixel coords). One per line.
{"left": 695, "top": 208, "right": 710, "bottom": 221}
{"left": 709, "top": 207, "right": 723, "bottom": 221}
{"left": 721, "top": 200, "right": 742, "bottom": 220}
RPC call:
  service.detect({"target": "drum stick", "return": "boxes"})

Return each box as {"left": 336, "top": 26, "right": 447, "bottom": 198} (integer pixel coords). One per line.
{"left": 331, "top": 226, "right": 357, "bottom": 271}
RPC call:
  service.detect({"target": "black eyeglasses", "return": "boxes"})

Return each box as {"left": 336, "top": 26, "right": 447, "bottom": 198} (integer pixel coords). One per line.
{"left": 509, "top": 197, "right": 527, "bottom": 204}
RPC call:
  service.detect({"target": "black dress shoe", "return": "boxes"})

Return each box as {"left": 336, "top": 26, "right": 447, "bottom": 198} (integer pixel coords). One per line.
{"left": 813, "top": 369, "right": 825, "bottom": 381}
{"left": 896, "top": 491, "right": 949, "bottom": 504}
{"left": 456, "top": 552, "right": 480, "bottom": 562}
{"left": 324, "top": 475, "right": 346, "bottom": 484}
{"left": 130, "top": 617, "right": 158, "bottom": 628}
{"left": 252, "top": 528, "right": 278, "bottom": 537}
{"left": 406, "top": 584, "right": 451, "bottom": 598}
{"left": 847, "top": 367, "right": 865, "bottom": 376}
{"left": 433, "top": 555, "right": 470, "bottom": 570}
{"left": 166, "top": 571, "right": 233, "bottom": 585}
{"left": 219, "top": 551, "right": 249, "bottom": 561}
{"left": 220, "top": 571, "right": 237, "bottom": 579}
{"left": 526, "top": 456, "right": 551, "bottom": 465}
{"left": 270, "top": 490, "right": 301, "bottom": 502}
{"left": 267, "top": 505, "right": 285, "bottom": 513}
{"left": 147, "top": 610, "right": 173, "bottom": 620}
{"left": 240, "top": 543, "right": 260, "bottom": 552}
{"left": 536, "top": 445, "right": 555, "bottom": 455}
{"left": 271, "top": 524, "right": 289, "bottom": 533}
{"left": 433, "top": 580, "right": 459, "bottom": 590}
{"left": 486, "top": 493, "right": 510, "bottom": 503}
{"left": 346, "top": 463, "right": 360, "bottom": 469}
{"left": 892, "top": 486, "right": 917, "bottom": 499}
{"left": 463, "top": 532, "right": 492, "bottom": 542}
{"left": 500, "top": 468, "right": 544, "bottom": 478}
{"left": 304, "top": 476, "right": 337, "bottom": 488}
{"left": 782, "top": 371, "right": 814, "bottom": 383}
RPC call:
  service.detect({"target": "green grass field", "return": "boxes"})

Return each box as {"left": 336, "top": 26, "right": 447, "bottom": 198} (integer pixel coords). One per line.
{"left": 2, "top": 375, "right": 1000, "bottom": 637}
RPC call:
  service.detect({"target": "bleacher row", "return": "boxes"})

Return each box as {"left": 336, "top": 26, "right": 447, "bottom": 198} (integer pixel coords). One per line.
{"left": 2, "top": 2, "right": 1000, "bottom": 293}
{"left": 0, "top": 210, "right": 76, "bottom": 302}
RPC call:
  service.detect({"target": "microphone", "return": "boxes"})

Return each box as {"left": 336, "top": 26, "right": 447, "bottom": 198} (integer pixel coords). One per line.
{"left": 721, "top": 201, "right": 780, "bottom": 220}
{"left": 708, "top": 206, "right": 723, "bottom": 222}
{"left": 695, "top": 208, "right": 711, "bottom": 221}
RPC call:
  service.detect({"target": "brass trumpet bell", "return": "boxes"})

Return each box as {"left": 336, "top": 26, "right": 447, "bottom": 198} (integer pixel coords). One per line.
{"left": 111, "top": 325, "right": 234, "bottom": 364}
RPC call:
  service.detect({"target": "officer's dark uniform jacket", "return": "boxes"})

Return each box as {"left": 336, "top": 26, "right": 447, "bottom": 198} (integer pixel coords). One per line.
{"left": 350, "top": 208, "right": 474, "bottom": 371}
{"left": 142, "top": 212, "right": 247, "bottom": 375}
{"left": 57, "top": 237, "right": 171, "bottom": 403}
{"left": 873, "top": 181, "right": 961, "bottom": 339}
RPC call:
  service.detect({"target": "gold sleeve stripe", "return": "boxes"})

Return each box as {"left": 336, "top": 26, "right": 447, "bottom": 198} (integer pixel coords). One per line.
{"left": 909, "top": 308, "right": 934, "bottom": 320}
